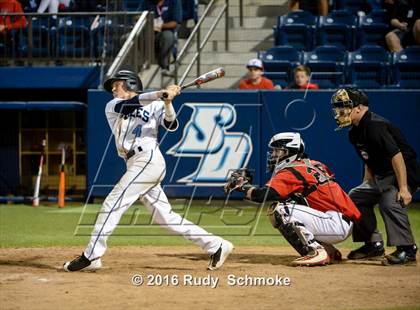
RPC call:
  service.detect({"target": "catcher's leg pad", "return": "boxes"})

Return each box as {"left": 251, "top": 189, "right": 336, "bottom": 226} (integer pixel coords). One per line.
{"left": 267, "top": 202, "right": 312, "bottom": 256}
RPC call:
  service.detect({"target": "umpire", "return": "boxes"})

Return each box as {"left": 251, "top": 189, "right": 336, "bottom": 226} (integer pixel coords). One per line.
{"left": 331, "top": 88, "right": 419, "bottom": 265}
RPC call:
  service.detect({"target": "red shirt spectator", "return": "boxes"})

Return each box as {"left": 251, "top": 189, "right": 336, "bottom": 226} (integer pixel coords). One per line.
{"left": 287, "top": 65, "right": 320, "bottom": 90}
{"left": 239, "top": 58, "right": 275, "bottom": 90}
{"left": 0, "top": 0, "right": 27, "bottom": 32}
{"left": 240, "top": 76, "right": 275, "bottom": 90}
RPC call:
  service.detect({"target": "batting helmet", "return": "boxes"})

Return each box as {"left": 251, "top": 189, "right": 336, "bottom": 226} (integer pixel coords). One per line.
{"left": 103, "top": 70, "right": 143, "bottom": 93}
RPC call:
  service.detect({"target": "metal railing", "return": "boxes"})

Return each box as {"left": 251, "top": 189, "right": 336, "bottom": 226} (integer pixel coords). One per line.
{"left": 174, "top": 0, "right": 230, "bottom": 85}
{"left": 239, "top": 0, "right": 244, "bottom": 27}
{"left": 105, "top": 11, "right": 154, "bottom": 86}
{"left": 0, "top": 11, "right": 154, "bottom": 81}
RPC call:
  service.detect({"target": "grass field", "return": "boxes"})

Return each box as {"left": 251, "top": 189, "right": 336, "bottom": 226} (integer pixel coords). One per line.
{"left": 1, "top": 202, "right": 420, "bottom": 310}
{"left": 1, "top": 202, "right": 420, "bottom": 249}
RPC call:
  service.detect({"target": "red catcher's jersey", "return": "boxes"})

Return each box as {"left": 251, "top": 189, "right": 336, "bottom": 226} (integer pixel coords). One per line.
{"left": 267, "top": 159, "right": 361, "bottom": 221}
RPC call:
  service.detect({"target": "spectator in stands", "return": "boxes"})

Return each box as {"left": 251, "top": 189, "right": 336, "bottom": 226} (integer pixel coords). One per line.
{"left": 385, "top": 0, "right": 420, "bottom": 52}
{"left": 36, "top": 0, "right": 73, "bottom": 13}
{"left": 140, "top": 0, "right": 182, "bottom": 76}
{"left": 239, "top": 58, "right": 275, "bottom": 90}
{"left": 21, "top": 0, "right": 40, "bottom": 12}
{"left": 287, "top": 65, "right": 319, "bottom": 90}
{"left": 289, "top": 0, "right": 328, "bottom": 16}
{"left": 179, "top": 0, "right": 197, "bottom": 39}
{"left": 0, "top": 0, "right": 27, "bottom": 57}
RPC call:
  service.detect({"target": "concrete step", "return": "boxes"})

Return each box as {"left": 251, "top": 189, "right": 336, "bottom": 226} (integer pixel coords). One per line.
{"left": 178, "top": 38, "right": 273, "bottom": 53}
{"left": 181, "top": 76, "right": 240, "bottom": 89}
{"left": 200, "top": 16, "right": 276, "bottom": 29}
{"left": 141, "top": 64, "right": 161, "bottom": 89}
{"left": 199, "top": 4, "right": 288, "bottom": 18}
{"left": 177, "top": 64, "right": 247, "bottom": 78}
{"left": 143, "top": 0, "right": 289, "bottom": 89}
{"left": 180, "top": 51, "right": 256, "bottom": 65}
{"left": 179, "top": 28, "right": 273, "bottom": 42}
{"left": 221, "top": 0, "right": 288, "bottom": 6}
{"left": 144, "top": 68, "right": 241, "bottom": 89}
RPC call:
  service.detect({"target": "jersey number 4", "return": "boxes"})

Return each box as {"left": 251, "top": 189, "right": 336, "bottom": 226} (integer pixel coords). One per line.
{"left": 132, "top": 125, "right": 142, "bottom": 138}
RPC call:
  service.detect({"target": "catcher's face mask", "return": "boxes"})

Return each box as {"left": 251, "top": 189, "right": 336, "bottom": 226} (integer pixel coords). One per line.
{"left": 331, "top": 89, "right": 354, "bottom": 129}
{"left": 267, "top": 147, "right": 289, "bottom": 172}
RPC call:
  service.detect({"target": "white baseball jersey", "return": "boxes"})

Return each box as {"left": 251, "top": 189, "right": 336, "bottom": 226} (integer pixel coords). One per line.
{"left": 105, "top": 96, "right": 177, "bottom": 158}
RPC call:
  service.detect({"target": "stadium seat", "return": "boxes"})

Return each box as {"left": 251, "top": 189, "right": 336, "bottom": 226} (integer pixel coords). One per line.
{"left": 19, "top": 17, "right": 56, "bottom": 58}
{"left": 0, "top": 42, "right": 5, "bottom": 56}
{"left": 303, "top": 45, "right": 347, "bottom": 89}
{"left": 123, "top": 0, "right": 144, "bottom": 11}
{"left": 392, "top": 46, "right": 420, "bottom": 88}
{"left": 259, "top": 46, "right": 302, "bottom": 87}
{"left": 259, "top": 45, "right": 301, "bottom": 71}
{"left": 316, "top": 10, "right": 357, "bottom": 50}
{"left": 357, "top": 9, "right": 389, "bottom": 48}
{"left": 263, "top": 72, "right": 289, "bottom": 88}
{"left": 367, "top": 0, "right": 383, "bottom": 10}
{"left": 365, "top": 9, "right": 388, "bottom": 22}
{"left": 57, "top": 17, "right": 92, "bottom": 58}
{"left": 93, "top": 17, "right": 131, "bottom": 58}
{"left": 0, "top": 30, "right": 17, "bottom": 58}
{"left": 274, "top": 11, "right": 317, "bottom": 50}
{"left": 347, "top": 45, "right": 391, "bottom": 88}
{"left": 334, "top": 0, "right": 370, "bottom": 14}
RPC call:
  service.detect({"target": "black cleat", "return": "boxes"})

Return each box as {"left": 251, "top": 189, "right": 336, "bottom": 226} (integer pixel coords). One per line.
{"left": 63, "top": 253, "right": 102, "bottom": 272}
{"left": 348, "top": 241, "right": 385, "bottom": 260}
{"left": 383, "top": 245, "right": 417, "bottom": 265}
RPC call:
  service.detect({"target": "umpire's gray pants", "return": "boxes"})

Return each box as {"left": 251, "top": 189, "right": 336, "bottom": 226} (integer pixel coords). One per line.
{"left": 349, "top": 175, "right": 416, "bottom": 246}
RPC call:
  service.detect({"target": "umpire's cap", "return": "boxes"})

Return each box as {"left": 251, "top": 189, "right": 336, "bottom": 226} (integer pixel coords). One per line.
{"left": 103, "top": 70, "right": 143, "bottom": 93}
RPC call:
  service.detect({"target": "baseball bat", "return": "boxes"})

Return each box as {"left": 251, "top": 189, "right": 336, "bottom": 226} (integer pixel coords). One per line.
{"left": 58, "top": 147, "right": 66, "bottom": 208}
{"left": 33, "top": 139, "right": 46, "bottom": 207}
{"left": 161, "top": 67, "right": 225, "bottom": 99}
{"left": 136, "top": 67, "right": 225, "bottom": 103}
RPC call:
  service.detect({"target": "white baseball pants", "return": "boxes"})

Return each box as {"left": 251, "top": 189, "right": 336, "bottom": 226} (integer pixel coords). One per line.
{"left": 276, "top": 203, "right": 353, "bottom": 248}
{"left": 84, "top": 148, "right": 223, "bottom": 260}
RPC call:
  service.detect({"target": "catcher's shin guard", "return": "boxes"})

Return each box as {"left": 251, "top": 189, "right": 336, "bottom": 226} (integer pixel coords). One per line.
{"left": 267, "top": 202, "right": 312, "bottom": 256}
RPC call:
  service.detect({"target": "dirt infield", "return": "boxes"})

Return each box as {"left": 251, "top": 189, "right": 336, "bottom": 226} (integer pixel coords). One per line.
{"left": 0, "top": 246, "right": 419, "bottom": 310}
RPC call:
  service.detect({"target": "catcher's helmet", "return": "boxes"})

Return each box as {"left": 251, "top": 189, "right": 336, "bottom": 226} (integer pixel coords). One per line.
{"left": 267, "top": 132, "right": 305, "bottom": 173}
{"left": 103, "top": 70, "right": 143, "bottom": 93}
{"left": 331, "top": 88, "right": 368, "bottom": 129}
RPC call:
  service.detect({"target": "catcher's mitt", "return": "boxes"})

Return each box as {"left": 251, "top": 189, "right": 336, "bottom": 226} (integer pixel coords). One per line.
{"left": 224, "top": 169, "right": 254, "bottom": 194}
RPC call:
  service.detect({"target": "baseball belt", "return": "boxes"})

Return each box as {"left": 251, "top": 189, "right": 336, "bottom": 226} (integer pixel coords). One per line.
{"left": 126, "top": 146, "right": 143, "bottom": 160}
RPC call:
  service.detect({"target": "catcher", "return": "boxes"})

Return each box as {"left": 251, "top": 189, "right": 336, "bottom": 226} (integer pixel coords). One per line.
{"left": 225, "top": 132, "right": 361, "bottom": 266}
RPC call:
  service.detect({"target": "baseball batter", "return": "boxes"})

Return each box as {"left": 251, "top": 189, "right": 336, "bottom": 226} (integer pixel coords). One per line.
{"left": 64, "top": 70, "right": 233, "bottom": 272}
{"left": 225, "top": 132, "right": 361, "bottom": 266}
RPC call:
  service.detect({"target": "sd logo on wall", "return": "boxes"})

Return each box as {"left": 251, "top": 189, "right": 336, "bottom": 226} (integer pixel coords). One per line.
{"left": 167, "top": 103, "right": 253, "bottom": 185}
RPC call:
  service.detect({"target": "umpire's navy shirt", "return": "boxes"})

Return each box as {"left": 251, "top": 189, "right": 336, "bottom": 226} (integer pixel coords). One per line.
{"left": 349, "top": 111, "right": 419, "bottom": 189}
{"left": 141, "top": 0, "right": 182, "bottom": 30}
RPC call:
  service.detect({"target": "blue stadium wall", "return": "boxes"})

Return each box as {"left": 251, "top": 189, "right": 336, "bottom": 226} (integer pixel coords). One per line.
{"left": 87, "top": 90, "right": 420, "bottom": 199}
